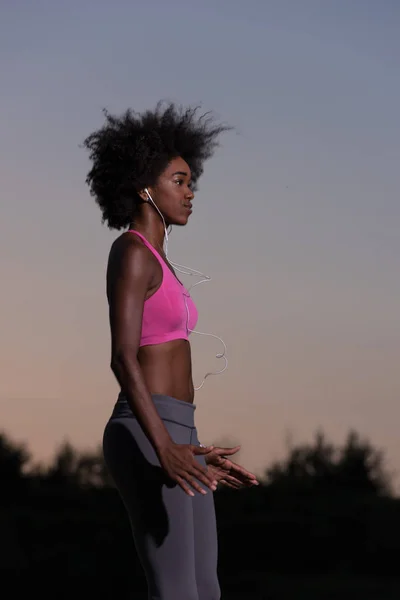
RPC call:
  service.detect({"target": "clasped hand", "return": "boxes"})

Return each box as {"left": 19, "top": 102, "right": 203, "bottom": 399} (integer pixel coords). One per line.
{"left": 205, "top": 445, "right": 259, "bottom": 490}
{"left": 158, "top": 442, "right": 258, "bottom": 496}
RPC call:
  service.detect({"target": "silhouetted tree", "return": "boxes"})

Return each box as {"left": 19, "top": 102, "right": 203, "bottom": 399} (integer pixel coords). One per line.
{"left": 265, "top": 429, "right": 392, "bottom": 496}
{"left": 0, "top": 431, "right": 32, "bottom": 506}
{"left": 2, "top": 426, "right": 400, "bottom": 595}
{"left": 0, "top": 432, "right": 30, "bottom": 480}
{"left": 337, "top": 430, "right": 391, "bottom": 495}
{"left": 45, "top": 440, "right": 112, "bottom": 487}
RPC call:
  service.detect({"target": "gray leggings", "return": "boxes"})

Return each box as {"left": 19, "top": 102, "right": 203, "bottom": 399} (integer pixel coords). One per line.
{"left": 102, "top": 393, "right": 221, "bottom": 600}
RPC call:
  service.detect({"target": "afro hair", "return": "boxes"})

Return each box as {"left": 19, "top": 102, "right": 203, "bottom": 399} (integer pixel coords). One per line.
{"left": 82, "top": 101, "right": 230, "bottom": 230}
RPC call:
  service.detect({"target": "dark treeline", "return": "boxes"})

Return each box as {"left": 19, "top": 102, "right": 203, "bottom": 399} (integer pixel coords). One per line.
{"left": 1, "top": 429, "right": 400, "bottom": 599}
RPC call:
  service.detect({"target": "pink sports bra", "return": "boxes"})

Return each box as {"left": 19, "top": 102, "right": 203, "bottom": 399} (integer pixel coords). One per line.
{"left": 128, "top": 230, "right": 198, "bottom": 347}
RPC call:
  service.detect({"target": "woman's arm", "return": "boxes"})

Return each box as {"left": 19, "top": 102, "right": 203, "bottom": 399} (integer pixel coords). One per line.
{"left": 108, "top": 240, "right": 217, "bottom": 496}
{"left": 109, "top": 241, "right": 173, "bottom": 453}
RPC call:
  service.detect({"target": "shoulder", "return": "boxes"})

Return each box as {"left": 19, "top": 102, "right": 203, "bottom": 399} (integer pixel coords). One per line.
{"left": 108, "top": 232, "right": 158, "bottom": 282}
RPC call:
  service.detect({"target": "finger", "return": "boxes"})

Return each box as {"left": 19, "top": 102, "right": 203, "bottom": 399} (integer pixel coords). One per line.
{"left": 219, "top": 468, "right": 257, "bottom": 487}
{"left": 212, "top": 445, "right": 241, "bottom": 456}
{"left": 192, "top": 445, "right": 214, "bottom": 455}
{"left": 181, "top": 467, "right": 214, "bottom": 494}
{"left": 181, "top": 474, "right": 209, "bottom": 496}
{"left": 229, "top": 470, "right": 259, "bottom": 486}
{"left": 175, "top": 476, "right": 196, "bottom": 497}
{"left": 229, "top": 464, "right": 259, "bottom": 481}
{"left": 190, "top": 464, "right": 218, "bottom": 490}
{"left": 195, "top": 471, "right": 218, "bottom": 491}
{"left": 222, "top": 474, "right": 245, "bottom": 487}
{"left": 221, "top": 479, "right": 242, "bottom": 489}
{"left": 190, "top": 457, "right": 218, "bottom": 482}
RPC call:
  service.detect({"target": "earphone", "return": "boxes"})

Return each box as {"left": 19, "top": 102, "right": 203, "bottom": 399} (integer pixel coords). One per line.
{"left": 144, "top": 188, "right": 228, "bottom": 390}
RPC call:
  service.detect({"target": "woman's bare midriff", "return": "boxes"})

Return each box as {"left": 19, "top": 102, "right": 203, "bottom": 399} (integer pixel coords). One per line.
{"left": 138, "top": 339, "right": 194, "bottom": 403}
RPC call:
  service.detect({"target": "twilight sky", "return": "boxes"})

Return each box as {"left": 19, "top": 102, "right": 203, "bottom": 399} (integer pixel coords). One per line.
{"left": 1, "top": 0, "right": 399, "bottom": 486}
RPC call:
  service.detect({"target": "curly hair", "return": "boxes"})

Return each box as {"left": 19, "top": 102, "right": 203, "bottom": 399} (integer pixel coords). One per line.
{"left": 82, "top": 102, "right": 230, "bottom": 230}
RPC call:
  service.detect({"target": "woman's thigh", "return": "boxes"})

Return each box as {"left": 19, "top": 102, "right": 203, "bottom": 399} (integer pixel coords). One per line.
{"left": 103, "top": 417, "right": 201, "bottom": 600}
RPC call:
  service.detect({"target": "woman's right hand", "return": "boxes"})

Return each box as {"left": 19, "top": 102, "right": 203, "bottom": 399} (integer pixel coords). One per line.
{"left": 158, "top": 442, "right": 218, "bottom": 496}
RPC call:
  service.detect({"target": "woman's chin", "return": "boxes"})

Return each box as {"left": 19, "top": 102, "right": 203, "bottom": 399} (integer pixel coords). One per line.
{"left": 172, "top": 214, "right": 190, "bottom": 226}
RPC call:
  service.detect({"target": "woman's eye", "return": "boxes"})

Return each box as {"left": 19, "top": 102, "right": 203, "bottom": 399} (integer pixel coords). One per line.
{"left": 174, "top": 178, "right": 193, "bottom": 189}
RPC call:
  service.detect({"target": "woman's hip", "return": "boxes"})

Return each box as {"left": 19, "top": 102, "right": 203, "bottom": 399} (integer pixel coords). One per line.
{"left": 109, "top": 392, "right": 196, "bottom": 427}
{"left": 102, "top": 393, "right": 200, "bottom": 472}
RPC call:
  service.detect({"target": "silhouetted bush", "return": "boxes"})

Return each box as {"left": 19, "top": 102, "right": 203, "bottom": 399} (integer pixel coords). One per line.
{"left": 1, "top": 428, "right": 400, "bottom": 598}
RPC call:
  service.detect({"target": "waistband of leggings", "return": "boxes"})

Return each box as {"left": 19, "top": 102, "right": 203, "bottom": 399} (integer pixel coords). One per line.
{"left": 110, "top": 392, "right": 196, "bottom": 428}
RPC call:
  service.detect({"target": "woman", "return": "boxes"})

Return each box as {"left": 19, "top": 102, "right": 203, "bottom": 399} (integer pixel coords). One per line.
{"left": 83, "top": 103, "right": 258, "bottom": 600}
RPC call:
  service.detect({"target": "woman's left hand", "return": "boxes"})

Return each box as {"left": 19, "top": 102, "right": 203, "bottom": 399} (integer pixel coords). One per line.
{"left": 204, "top": 445, "right": 259, "bottom": 490}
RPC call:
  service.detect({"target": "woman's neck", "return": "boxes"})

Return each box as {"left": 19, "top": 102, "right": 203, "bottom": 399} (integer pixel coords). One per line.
{"left": 130, "top": 206, "right": 167, "bottom": 250}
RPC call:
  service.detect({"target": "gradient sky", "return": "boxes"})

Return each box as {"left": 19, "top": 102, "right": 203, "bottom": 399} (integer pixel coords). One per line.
{"left": 1, "top": 1, "right": 399, "bottom": 487}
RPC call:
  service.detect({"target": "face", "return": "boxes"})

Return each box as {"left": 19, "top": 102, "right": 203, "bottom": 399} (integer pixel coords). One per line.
{"left": 141, "top": 156, "right": 195, "bottom": 226}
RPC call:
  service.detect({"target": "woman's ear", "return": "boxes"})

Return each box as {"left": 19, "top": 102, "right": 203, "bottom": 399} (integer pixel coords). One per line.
{"left": 138, "top": 189, "right": 149, "bottom": 202}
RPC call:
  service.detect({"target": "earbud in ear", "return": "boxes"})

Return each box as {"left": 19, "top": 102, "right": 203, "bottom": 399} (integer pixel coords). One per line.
{"left": 140, "top": 188, "right": 149, "bottom": 202}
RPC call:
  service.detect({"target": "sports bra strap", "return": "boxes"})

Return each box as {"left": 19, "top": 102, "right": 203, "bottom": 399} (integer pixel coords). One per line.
{"left": 128, "top": 229, "right": 166, "bottom": 271}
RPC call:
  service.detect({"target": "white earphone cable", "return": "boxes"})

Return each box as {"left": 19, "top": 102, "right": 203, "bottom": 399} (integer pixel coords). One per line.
{"left": 144, "top": 188, "right": 228, "bottom": 390}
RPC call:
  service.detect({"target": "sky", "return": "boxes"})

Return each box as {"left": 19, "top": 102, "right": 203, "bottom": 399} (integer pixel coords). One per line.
{"left": 1, "top": 0, "right": 400, "bottom": 487}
